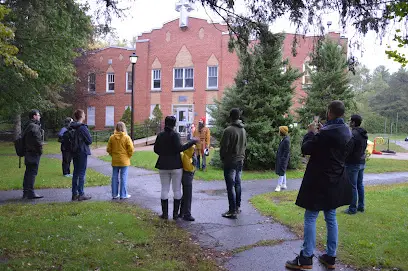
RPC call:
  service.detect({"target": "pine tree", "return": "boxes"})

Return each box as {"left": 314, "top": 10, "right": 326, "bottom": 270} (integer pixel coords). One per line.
{"left": 297, "top": 38, "right": 355, "bottom": 125}
{"left": 210, "top": 25, "right": 302, "bottom": 170}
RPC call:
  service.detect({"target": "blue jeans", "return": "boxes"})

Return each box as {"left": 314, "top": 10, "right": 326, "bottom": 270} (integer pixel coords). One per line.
{"left": 112, "top": 166, "right": 129, "bottom": 198}
{"left": 346, "top": 163, "right": 365, "bottom": 212}
{"left": 223, "top": 161, "right": 243, "bottom": 212}
{"left": 302, "top": 209, "right": 338, "bottom": 257}
{"left": 72, "top": 153, "right": 88, "bottom": 196}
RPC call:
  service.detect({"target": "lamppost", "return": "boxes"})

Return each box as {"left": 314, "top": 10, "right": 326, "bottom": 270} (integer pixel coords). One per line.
{"left": 129, "top": 53, "right": 138, "bottom": 141}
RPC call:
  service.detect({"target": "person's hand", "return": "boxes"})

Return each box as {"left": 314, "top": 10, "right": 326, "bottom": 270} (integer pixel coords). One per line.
{"left": 316, "top": 122, "right": 323, "bottom": 132}
{"left": 191, "top": 137, "right": 199, "bottom": 144}
{"left": 307, "top": 123, "right": 316, "bottom": 133}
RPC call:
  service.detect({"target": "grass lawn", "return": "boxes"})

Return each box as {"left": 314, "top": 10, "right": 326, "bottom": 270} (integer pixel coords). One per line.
{"left": 368, "top": 133, "right": 408, "bottom": 153}
{"left": 0, "top": 140, "right": 107, "bottom": 155}
{"left": 251, "top": 183, "right": 408, "bottom": 270}
{"left": 0, "top": 202, "right": 221, "bottom": 271}
{"left": 0, "top": 156, "right": 110, "bottom": 190}
{"left": 100, "top": 151, "right": 408, "bottom": 181}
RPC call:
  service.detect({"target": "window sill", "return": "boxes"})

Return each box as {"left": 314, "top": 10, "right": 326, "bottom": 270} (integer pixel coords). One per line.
{"left": 206, "top": 88, "right": 219, "bottom": 91}
{"left": 172, "top": 88, "right": 195, "bottom": 92}
{"left": 125, "top": 90, "right": 132, "bottom": 93}
{"left": 105, "top": 91, "right": 115, "bottom": 94}
{"left": 301, "top": 84, "right": 312, "bottom": 89}
{"left": 151, "top": 89, "right": 162, "bottom": 92}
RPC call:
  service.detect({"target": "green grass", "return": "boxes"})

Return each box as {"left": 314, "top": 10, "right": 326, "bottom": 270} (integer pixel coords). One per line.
{"left": 0, "top": 156, "right": 110, "bottom": 190}
{"left": 251, "top": 183, "right": 408, "bottom": 270}
{"left": 0, "top": 202, "right": 221, "bottom": 271}
{"left": 368, "top": 133, "right": 408, "bottom": 153}
{"left": 369, "top": 133, "right": 407, "bottom": 141}
{"left": 100, "top": 151, "right": 408, "bottom": 181}
{"left": 0, "top": 140, "right": 107, "bottom": 155}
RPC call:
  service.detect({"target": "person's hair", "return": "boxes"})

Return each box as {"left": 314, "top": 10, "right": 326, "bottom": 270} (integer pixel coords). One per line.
{"left": 164, "top": 116, "right": 176, "bottom": 129}
{"left": 64, "top": 117, "right": 72, "bottom": 127}
{"left": 29, "top": 109, "right": 40, "bottom": 119}
{"left": 115, "top": 121, "right": 127, "bottom": 134}
{"left": 230, "top": 108, "right": 240, "bottom": 121}
{"left": 350, "top": 114, "right": 363, "bottom": 127}
{"left": 73, "top": 109, "right": 85, "bottom": 121}
{"left": 328, "top": 100, "right": 345, "bottom": 118}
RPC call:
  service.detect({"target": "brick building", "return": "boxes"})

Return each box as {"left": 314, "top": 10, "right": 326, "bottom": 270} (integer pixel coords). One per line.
{"left": 75, "top": 7, "right": 347, "bottom": 134}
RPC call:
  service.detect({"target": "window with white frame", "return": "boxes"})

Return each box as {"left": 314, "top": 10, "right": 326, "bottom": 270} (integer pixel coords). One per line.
{"left": 207, "top": 66, "right": 218, "bottom": 89}
{"left": 150, "top": 104, "right": 160, "bottom": 119}
{"left": 105, "top": 106, "right": 114, "bottom": 126}
{"left": 126, "top": 71, "right": 132, "bottom": 92}
{"left": 107, "top": 73, "right": 115, "bottom": 92}
{"left": 88, "top": 73, "right": 96, "bottom": 92}
{"left": 152, "top": 69, "right": 161, "bottom": 90}
{"left": 87, "top": 106, "right": 95, "bottom": 126}
{"left": 206, "top": 104, "right": 216, "bottom": 127}
{"left": 302, "top": 62, "right": 314, "bottom": 85}
{"left": 173, "top": 68, "right": 194, "bottom": 89}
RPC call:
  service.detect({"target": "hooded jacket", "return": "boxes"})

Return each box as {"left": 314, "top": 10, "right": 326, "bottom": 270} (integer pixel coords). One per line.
{"left": 219, "top": 120, "right": 247, "bottom": 166}
{"left": 107, "top": 131, "right": 134, "bottom": 167}
{"left": 69, "top": 122, "right": 92, "bottom": 155}
{"left": 346, "top": 127, "right": 368, "bottom": 165}
{"left": 193, "top": 125, "right": 210, "bottom": 154}
{"left": 296, "top": 118, "right": 353, "bottom": 211}
{"left": 181, "top": 146, "right": 196, "bottom": 172}
{"left": 23, "top": 119, "right": 43, "bottom": 155}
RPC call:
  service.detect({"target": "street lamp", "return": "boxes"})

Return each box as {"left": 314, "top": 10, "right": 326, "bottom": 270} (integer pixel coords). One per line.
{"left": 129, "top": 53, "right": 138, "bottom": 141}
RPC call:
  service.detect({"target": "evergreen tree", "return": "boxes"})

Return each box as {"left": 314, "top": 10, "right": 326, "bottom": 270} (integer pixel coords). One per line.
{"left": 211, "top": 25, "right": 302, "bottom": 170}
{"left": 120, "top": 108, "right": 132, "bottom": 126}
{"left": 297, "top": 38, "right": 355, "bottom": 125}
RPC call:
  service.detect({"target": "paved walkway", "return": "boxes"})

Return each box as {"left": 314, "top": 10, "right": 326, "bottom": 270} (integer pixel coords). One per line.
{"left": 2, "top": 156, "right": 408, "bottom": 270}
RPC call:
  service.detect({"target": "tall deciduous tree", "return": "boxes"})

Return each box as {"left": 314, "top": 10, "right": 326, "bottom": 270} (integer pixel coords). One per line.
{"left": 297, "top": 39, "right": 355, "bottom": 125}
{"left": 0, "top": 0, "right": 93, "bottom": 138}
{"left": 211, "top": 25, "right": 302, "bottom": 170}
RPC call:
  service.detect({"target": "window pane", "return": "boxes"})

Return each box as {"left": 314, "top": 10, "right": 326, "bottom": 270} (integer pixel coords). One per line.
{"left": 153, "top": 70, "right": 161, "bottom": 80}
{"left": 154, "top": 80, "right": 161, "bottom": 89}
{"left": 185, "top": 68, "right": 193, "bottom": 79}
{"left": 185, "top": 78, "right": 193, "bottom": 88}
{"left": 208, "top": 77, "right": 217, "bottom": 87}
{"left": 109, "top": 83, "right": 115, "bottom": 90}
{"left": 175, "top": 79, "right": 183, "bottom": 88}
{"left": 175, "top": 69, "right": 183, "bottom": 79}
{"left": 127, "top": 72, "right": 132, "bottom": 90}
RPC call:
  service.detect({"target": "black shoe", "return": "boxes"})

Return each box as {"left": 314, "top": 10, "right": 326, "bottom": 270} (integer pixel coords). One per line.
{"left": 159, "top": 199, "right": 168, "bottom": 220}
{"left": 27, "top": 193, "right": 44, "bottom": 199}
{"left": 285, "top": 251, "right": 313, "bottom": 270}
{"left": 357, "top": 207, "right": 365, "bottom": 212}
{"left": 72, "top": 194, "right": 79, "bottom": 201}
{"left": 221, "top": 211, "right": 237, "bottom": 219}
{"left": 183, "top": 215, "right": 195, "bottom": 221}
{"left": 318, "top": 254, "right": 336, "bottom": 269}
{"left": 173, "top": 199, "right": 181, "bottom": 220}
{"left": 77, "top": 194, "right": 92, "bottom": 201}
{"left": 344, "top": 208, "right": 357, "bottom": 215}
{"left": 22, "top": 191, "right": 28, "bottom": 199}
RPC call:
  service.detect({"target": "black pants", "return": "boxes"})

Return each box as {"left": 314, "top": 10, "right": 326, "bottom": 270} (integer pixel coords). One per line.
{"left": 180, "top": 171, "right": 194, "bottom": 217}
{"left": 62, "top": 150, "right": 72, "bottom": 175}
{"left": 23, "top": 153, "right": 41, "bottom": 195}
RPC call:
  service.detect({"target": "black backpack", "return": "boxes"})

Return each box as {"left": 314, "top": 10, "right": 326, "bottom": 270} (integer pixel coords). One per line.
{"left": 62, "top": 127, "right": 80, "bottom": 153}
{"left": 14, "top": 135, "right": 25, "bottom": 157}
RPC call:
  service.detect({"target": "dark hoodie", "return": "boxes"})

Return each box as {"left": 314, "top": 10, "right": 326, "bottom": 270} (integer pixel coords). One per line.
{"left": 220, "top": 120, "right": 247, "bottom": 166}
{"left": 346, "top": 127, "right": 368, "bottom": 165}
{"left": 23, "top": 119, "right": 43, "bottom": 154}
{"left": 69, "top": 122, "right": 92, "bottom": 155}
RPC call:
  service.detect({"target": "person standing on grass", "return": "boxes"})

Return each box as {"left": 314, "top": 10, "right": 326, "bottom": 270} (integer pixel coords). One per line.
{"left": 107, "top": 122, "right": 134, "bottom": 200}
{"left": 22, "top": 109, "right": 44, "bottom": 199}
{"left": 58, "top": 117, "right": 73, "bottom": 177}
{"left": 70, "top": 109, "right": 92, "bottom": 201}
{"left": 193, "top": 117, "right": 210, "bottom": 171}
{"left": 154, "top": 116, "right": 198, "bottom": 220}
{"left": 179, "top": 144, "right": 197, "bottom": 221}
{"left": 344, "top": 114, "right": 368, "bottom": 214}
{"left": 275, "top": 126, "right": 290, "bottom": 192}
{"left": 220, "top": 108, "right": 247, "bottom": 219}
{"left": 286, "top": 101, "right": 352, "bottom": 270}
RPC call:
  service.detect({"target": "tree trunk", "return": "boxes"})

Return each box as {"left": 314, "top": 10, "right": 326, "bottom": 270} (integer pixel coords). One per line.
{"left": 14, "top": 112, "right": 21, "bottom": 141}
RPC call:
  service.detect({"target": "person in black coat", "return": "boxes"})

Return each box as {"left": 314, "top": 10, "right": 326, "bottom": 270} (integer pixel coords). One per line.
{"left": 275, "top": 126, "right": 290, "bottom": 192}
{"left": 286, "top": 101, "right": 352, "bottom": 270}
{"left": 22, "top": 109, "right": 44, "bottom": 199}
{"left": 154, "top": 116, "right": 197, "bottom": 220}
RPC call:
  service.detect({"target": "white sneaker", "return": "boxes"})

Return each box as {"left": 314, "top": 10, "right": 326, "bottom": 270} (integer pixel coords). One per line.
{"left": 112, "top": 195, "right": 119, "bottom": 200}
{"left": 120, "top": 195, "right": 131, "bottom": 199}
{"left": 275, "top": 185, "right": 281, "bottom": 192}
{"left": 281, "top": 184, "right": 287, "bottom": 190}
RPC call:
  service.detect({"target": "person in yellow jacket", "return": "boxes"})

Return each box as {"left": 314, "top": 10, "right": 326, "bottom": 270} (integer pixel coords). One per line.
{"left": 193, "top": 117, "right": 210, "bottom": 170}
{"left": 107, "top": 122, "right": 134, "bottom": 199}
{"left": 179, "top": 145, "right": 197, "bottom": 221}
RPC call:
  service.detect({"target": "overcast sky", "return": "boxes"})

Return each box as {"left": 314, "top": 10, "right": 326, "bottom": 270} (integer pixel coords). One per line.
{"left": 88, "top": 0, "right": 407, "bottom": 73}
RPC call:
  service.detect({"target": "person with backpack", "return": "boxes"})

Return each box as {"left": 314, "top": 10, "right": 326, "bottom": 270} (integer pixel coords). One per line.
{"left": 70, "top": 109, "right": 92, "bottom": 201}
{"left": 106, "top": 121, "right": 134, "bottom": 199}
{"left": 22, "top": 109, "right": 44, "bottom": 199}
{"left": 58, "top": 117, "right": 73, "bottom": 177}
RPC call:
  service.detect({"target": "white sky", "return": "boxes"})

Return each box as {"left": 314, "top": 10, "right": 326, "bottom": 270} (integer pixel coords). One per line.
{"left": 88, "top": 0, "right": 407, "bottom": 73}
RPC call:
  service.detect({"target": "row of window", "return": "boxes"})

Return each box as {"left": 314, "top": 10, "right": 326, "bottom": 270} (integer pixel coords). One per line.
{"left": 86, "top": 104, "right": 215, "bottom": 127}
{"left": 88, "top": 66, "right": 219, "bottom": 92}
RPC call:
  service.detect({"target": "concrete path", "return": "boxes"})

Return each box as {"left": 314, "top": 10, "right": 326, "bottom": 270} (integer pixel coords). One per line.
{"left": 2, "top": 156, "right": 408, "bottom": 270}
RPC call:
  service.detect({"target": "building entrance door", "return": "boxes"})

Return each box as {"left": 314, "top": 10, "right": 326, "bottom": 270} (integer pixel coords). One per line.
{"left": 176, "top": 107, "right": 189, "bottom": 136}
